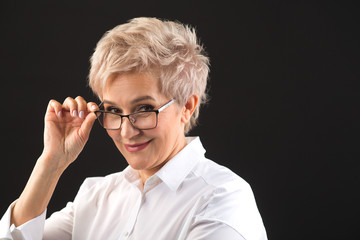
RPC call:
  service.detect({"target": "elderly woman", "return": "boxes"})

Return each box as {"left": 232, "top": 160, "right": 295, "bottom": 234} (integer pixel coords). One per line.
{"left": 0, "top": 18, "right": 267, "bottom": 239}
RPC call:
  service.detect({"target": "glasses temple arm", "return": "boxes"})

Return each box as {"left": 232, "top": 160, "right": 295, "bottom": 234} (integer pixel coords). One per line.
{"left": 158, "top": 99, "right": 175, "bottom": 112}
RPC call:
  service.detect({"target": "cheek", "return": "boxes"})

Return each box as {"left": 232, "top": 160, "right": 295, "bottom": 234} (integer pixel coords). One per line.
{"left": 159, "top": 108, "right": 182, "bottom": 128}
{"left": 106, "top": 130, "right": 119, "bottom": 142}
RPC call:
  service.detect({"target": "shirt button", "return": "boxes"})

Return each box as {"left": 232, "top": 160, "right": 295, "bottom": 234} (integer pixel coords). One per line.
{"left": 124, "top": 232, "right": 129, "bottom": 237}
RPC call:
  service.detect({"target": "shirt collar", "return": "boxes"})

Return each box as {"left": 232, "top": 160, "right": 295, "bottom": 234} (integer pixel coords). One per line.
{"left": 155, "top": 136, "right": 206, "bottom": 192}
{"left": 123, "top": 166, "right": 144, "bottom": 191}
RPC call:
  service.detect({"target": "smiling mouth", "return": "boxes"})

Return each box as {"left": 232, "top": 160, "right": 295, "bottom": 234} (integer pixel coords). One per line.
{"left": 124, "top": 140, "right": 152, "bottom": 152}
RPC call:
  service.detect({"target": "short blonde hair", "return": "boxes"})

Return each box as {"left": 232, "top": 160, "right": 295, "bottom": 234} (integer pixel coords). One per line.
{"left": 88, "top": 17, "right": 210, "bottom": 133}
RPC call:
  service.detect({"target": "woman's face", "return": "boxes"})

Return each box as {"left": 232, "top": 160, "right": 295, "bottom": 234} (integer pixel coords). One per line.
{"left": 102, "top": 72, "right": 187, "bottom": 182}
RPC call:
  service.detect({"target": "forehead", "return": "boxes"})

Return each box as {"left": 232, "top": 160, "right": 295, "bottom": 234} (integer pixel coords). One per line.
{"left": 102, "top": 72, "right": 162, "bottom": 102}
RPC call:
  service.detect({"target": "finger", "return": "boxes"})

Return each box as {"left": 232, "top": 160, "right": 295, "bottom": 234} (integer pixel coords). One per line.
{"left": 78, "top": 103, "right": 98, "bottom": 141}
{"left": 75, "top": 96, "right": 87, "bottom": 119}
{"left": 85, "top": 102, "right": 99, "bottom": 121}
{"left": 87, "top": 102, "right": 99, "bottom": 112}
{"left": 47, "top": 99, "right": 63, "bottom": 118}
{"left": 62, "top": 97, "right": 78, "bottom": 118}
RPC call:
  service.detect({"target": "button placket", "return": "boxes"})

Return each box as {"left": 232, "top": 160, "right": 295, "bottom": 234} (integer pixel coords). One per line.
{"left": 118, "top": 192, "right": 145, "bottom": 240}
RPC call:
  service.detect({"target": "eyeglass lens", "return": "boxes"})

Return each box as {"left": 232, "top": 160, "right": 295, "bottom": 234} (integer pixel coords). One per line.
{"left": 97, "top": 111, "right": 158, "bottom": 130}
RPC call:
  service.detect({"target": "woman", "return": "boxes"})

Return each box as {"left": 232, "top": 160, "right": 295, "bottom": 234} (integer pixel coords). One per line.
{"left": 0, "top": 17, "right": 267, "bottom": 239}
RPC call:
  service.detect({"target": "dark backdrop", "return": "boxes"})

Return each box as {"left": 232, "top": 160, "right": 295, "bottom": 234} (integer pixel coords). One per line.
{"left": 1, "top": 1, "right": 359, "bottom": 239}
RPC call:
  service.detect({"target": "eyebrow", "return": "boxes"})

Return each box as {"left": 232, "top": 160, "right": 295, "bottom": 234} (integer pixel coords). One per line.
{"left": 131, "top": 95, "right": 156, "bottom": 104}
{"left": 102, "top": 95, "right": 156, "bottom": 106}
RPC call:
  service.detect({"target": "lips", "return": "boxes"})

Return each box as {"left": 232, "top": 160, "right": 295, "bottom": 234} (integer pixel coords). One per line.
{"left": 124, "top": 140, "right": 151, "bottom": 152}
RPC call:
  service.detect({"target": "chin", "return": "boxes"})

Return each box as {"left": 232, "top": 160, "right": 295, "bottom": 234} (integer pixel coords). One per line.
{"left": 120, "top": 148, "right": 150, "bottom": 168}
{"left": 116, "top": 140, "right": 158, "bottom": 170}
{"left": 126, "top": 156, "right": 152, "bottom": 170}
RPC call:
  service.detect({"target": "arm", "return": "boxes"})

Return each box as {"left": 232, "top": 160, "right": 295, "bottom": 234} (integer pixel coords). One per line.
{"left": 11, "top": 96, "right": 98, "bottom": 227}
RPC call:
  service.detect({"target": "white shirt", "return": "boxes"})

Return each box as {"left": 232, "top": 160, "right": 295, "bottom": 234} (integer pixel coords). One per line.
{"left": 0, "top": 137, "right": 267, "bottom": 240}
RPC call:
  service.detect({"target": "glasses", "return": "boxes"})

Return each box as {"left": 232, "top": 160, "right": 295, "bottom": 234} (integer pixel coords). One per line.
{"left": 94, "top": 99, "right": 175, "bottom": 130}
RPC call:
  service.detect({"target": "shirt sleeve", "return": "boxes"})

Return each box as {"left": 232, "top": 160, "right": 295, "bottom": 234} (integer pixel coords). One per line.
{"left": 185, "top": 220, "right": 246, "bottom": 240}
{"left": 43, "top": 177, "right": 103, "bottom": 240}
{"left": 0, "top": 201, "right": 46, "bottom": 240}
{"left": 186, "top": 179, "right": 268, "bottom": 240}
{"left": 0, "top": 200, "right": 74, "bottom": 240}
{"left": 42, "top": 202, "right": 73, "bottom": 240}
{"left": 0, "top": 177, "right": 103, "bottom": 240}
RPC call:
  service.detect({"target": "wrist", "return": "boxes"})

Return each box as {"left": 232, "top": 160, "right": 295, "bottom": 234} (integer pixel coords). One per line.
{"left": 37, "top": 152, "right": 67, "bottom": 177}
{"left": 12, "top": 154, "right": 64, "bottom": 227}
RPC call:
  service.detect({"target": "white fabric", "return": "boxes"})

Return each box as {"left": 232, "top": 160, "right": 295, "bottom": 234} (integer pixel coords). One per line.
{"left": 0, "top": 137, "right": 267, "bottom": 240}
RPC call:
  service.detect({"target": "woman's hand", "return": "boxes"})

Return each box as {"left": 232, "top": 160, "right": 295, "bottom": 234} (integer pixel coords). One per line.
{"left": 41, "top": 96, "right": 98, "bottom": 173}
{"left": 11, "top": 96, "right": 98, "bottom": 227}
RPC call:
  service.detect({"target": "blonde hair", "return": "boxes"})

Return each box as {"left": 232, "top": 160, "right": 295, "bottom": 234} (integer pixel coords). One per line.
{"left": 88, "top": 17, "right": 210, "bottom": 133}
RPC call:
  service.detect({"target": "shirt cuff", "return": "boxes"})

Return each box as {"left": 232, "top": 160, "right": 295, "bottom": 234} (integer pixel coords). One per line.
{"left": 0, "top": 201, "right": 46, "bottom": 240}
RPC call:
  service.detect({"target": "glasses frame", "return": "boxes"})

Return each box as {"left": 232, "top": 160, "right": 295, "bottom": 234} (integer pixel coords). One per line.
{"left": 94, "top": 99, "right": 175, "bottom": 130}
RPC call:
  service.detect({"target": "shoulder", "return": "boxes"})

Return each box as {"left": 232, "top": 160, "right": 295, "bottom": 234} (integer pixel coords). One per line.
{"left": 192, "top": 158, "right": 256, "bottom": 217}
{"left": 193, "top": 158, "right": 250, "bottom": 190}
{"left": 192, "top": 158, "right": 267, "bottom": 239}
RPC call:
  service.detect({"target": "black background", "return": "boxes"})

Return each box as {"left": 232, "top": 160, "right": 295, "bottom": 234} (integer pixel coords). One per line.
{"left": 1, "top": 1, "right": 359, "bottom": 239}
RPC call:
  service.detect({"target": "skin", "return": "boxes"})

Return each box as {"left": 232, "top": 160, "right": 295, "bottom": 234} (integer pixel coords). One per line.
{"left": 103, "top": 72, "right": 195, "bottom": 182}
{"left": 10, "top": 72, "right": 198, "bottom": 227}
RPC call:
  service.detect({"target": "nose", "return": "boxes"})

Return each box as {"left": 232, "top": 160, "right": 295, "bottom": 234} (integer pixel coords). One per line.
{"left": 120, "top": 116, "right": 140, "bottom": 139}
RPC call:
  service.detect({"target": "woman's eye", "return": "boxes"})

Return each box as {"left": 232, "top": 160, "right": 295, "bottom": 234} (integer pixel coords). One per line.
{"left": 105, "top": 106, "right": 120, "bottom": 113}
{"left": 137, "top": 105, "right": 154, "bottom": 112}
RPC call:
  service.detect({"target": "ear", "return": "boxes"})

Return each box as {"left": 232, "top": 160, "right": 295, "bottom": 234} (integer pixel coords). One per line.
{"left": 181, "top": 95, "right": 199, "bottom": 124}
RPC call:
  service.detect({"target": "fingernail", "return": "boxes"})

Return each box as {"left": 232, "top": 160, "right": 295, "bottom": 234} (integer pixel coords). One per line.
{"left": 79, "top": 111, "right": 84, "bottom": 119}
{"left": 58, "top": 111, "right": 62, "bottom": 118}
{"left": 91, "top": 105, "right": 97, "bottom": 110}
{"left": 72, "top": 110, "right": 78, "bottom": 117}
